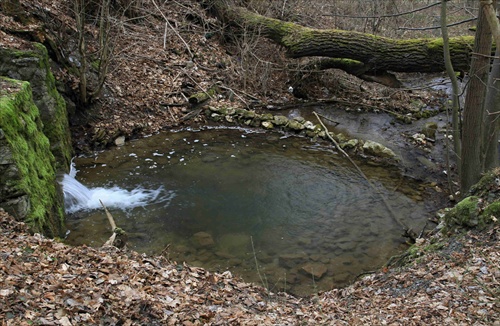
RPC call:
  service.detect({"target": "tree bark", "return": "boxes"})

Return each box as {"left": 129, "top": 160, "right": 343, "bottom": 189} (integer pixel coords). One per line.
{"left": 461, "top": 2, "right": 492, "bottom": 195}
{"left": 204, "top": 0, "right": 475, "bottom": 75}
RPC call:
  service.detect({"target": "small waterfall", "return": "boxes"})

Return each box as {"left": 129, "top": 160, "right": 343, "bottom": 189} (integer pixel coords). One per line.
{"left": 60, "top": 162, "right": 170, "bottom": 214}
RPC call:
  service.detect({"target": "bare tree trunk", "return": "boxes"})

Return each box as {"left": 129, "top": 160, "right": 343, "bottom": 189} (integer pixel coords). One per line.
{"left": 441, "top": 0, "right": 462, "bottom": 166}
{"left": 461, "top": 2, "right": 492, "bottom": 194}
{"left": 74, "top": 0, "right": 88, "bottom": 106}
{"left": 480, "top": 0, "right": 500, "bottom": 170}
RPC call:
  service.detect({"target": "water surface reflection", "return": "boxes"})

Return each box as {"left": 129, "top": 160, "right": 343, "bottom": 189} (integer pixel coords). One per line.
{"left": 65, "top": 128, "right": 429, "bottom": 296}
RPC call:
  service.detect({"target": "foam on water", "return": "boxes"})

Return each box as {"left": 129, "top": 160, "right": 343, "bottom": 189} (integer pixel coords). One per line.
{"left": 60, "top": 161, "right": 170, "bottom": 214}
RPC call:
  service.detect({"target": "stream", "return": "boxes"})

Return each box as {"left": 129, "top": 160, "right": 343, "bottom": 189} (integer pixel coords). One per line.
{"left": 63, "top": 127, "right": 436, "bottom": 296}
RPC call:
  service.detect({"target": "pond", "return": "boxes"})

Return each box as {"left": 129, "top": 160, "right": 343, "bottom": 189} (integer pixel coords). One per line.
{"left": 63, "top": 127, "right": 433, "bottom": 296}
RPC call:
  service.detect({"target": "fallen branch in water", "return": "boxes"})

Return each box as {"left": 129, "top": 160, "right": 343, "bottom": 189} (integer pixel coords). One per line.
{"left": 313, "top": 111, "right": 415, "bottom": 240}
{"left": 100, "top": 199, "right": 128, "bottom": 248}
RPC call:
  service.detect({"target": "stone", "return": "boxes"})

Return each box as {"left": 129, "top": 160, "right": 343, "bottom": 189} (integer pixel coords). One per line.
{"left": 0, "top": 79, "right": 65, "bottom": 236}
{"left": 273, "top": 115, "right": 289, "bottom": 126}
{"left": 340, "top": 139, "right": 359, "bottom": 150}
{"left": 261, "top": 121, "right": 274, "bottom": 129}
{"left": 288, "top": 120, "right": 304, "bottom": 131}
{"left": 279, "top": 253, "right": 307, "bottom": 268}
{"left": 241, "top": 110, "right": 256, "bottom": 119}
{"left": 217, "top": 233, "right": 250, "bottom": 255}
{"left": 422, "top": 121, "right": 438, "bottom": 139}
{"left": 303, "top": 121, "right": 315, "bottom": 130}
{"left": 362, "top": 140, "right": 398, "bottom": 159}
{"left": 192, "top": 231, "right": 215, "bottom": 248}
{"left": 114, "top": 136, "right": 125, "bottom": 146}
{"left": 300, "top": 262, "right": 328, "bottom": 279}
{"left": 0, "top": 45, "right": 72, "bottom": 172}
{"left": 261, "top": 113, "right": 273, "bottom": 121}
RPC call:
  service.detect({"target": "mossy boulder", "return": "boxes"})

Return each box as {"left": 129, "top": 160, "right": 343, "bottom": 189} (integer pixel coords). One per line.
{"left": 444, "top": 168, "right": 500, "bottom": 231}
{"left": 0, "top": 44, "right": 72, "bottom": 172}
{"left": 0, "top": 78, "right": 65, "bottom": 236}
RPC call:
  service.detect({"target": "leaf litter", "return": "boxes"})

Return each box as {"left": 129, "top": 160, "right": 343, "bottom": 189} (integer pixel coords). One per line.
{"left": 1, "top": 209, "right": 498, "bottom": 325}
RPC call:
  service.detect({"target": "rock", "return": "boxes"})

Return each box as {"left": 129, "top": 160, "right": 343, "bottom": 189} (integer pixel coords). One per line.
{"left": 261, "top": 121, "right": 274, "bottom": 129}
{"left": 300, "top": 262, "right": 328, "bottom": 279}
{"left": 261, "top": 113, "right": 273, "bottom": 121}
{"left": 0, "top": 79, "right": 65, "bottom": 236}
{"left": 217, "top": 233, "right": 250, "bottom": 255}
{"left": 297, "top": 237, "right": 312, "bottom": 246}
{"left": 288, "top": 120, "right": 305, "bottom": 131}
{"left": 362, "top": 140, "right": 397, "bottom": 159}
{"left": 416, "top": 156, "right": 438, "bottom": 171}
{"left": 273, "top": 115, "right": 289, "bottom": 126}
{"left": 241, "top": 109, "right": 256, "bottom": 119}
{"left": 192, "top": 231, "right": 215, "bottom": 248}
{"left": 114, "top": 136, "right": 125, "bottom": 146}
{"left": 340, "top": 139, "right": 359, "bottom": 150}
{"left": 303, "top": 121, "right": 315, "bottom": 130}
{"left": 422, "top": 121, "right": 438, "bottom": 139}
{"left": 279, "top": 253, "right": 307, "bottom": 268}
{"left": 0, "top": 45, "right": 72, "bottom": 172}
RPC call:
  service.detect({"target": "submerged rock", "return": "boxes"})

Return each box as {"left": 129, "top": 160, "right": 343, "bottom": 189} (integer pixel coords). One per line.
{"left": 192, "top": 231, "right": 215, "bottom": 248}
{"left": 300, "top": 262, "right": 328, "bottom": 279}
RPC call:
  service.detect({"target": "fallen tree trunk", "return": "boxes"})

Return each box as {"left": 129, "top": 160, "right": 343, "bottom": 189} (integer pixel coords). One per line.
{"left": 204, "top": 1, "right": 475, "bottom": 76}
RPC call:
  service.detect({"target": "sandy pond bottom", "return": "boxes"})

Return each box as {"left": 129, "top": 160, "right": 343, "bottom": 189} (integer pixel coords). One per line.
{"left": 64, "top": 128, "right": 433, "bottom": 296}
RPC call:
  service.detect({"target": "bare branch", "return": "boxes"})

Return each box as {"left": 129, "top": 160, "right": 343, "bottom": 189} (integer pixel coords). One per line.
{"left": 399, "top": 17, "right": 477, "bottom": 31}
{"left": 324, "top": 1, "right": 441, "bottom": 19}
{"left": 152, "top": 0, "right": 193, "bottom": 59}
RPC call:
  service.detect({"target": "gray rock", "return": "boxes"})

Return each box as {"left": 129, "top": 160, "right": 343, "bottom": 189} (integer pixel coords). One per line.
{"left": 362, "top": 140, "right": 397, "bottom": 159}
{"left": 114, "top": 136, "right": 126, "bottom": 146}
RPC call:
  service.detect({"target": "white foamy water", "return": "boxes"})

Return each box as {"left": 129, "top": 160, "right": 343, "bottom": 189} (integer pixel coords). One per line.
{"left": 60, "top": 162, "right": 171, "bottom": 214}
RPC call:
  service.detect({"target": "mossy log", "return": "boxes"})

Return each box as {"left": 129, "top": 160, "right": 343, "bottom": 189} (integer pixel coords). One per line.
{"left": 188, "top": 85, "right": 218, "bottom": 105}
{"left": 205, "top": 1, "right": 475, "bottom": 76}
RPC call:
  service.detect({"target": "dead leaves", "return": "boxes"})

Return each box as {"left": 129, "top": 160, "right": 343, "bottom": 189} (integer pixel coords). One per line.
{"left": 1, "top": 209, "right": 499, "bottom": 325}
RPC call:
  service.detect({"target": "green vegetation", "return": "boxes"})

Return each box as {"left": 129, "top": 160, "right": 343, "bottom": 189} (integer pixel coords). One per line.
{"left": 0, "top": 78, "right": 64, "bottom": 236}
{"left": 33, "top": 43, "right": 72, "bottom": 171}
{"left": 444, "top": 168, "right": 500, "bottom": 231}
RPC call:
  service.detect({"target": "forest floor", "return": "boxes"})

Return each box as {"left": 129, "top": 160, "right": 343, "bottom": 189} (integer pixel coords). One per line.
{"left": 1, "top": 0, "right": 499, "bottom": 324}
{"left": 1, "top": 209, "right": 498, "bottom": 325}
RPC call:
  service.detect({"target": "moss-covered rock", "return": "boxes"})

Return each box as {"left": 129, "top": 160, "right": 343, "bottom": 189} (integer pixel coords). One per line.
{"left": 444, "top": 168, "right": 500, "bottom": 231}
{"left": 0, "top": 78, "right": 65, "bottom": 236}
{"left": 0, "top": 44, "right": 72, "bottom": 172}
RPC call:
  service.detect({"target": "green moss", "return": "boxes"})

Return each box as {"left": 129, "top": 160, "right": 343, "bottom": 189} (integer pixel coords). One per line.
{"left": 483, "top": 201, "right": 500, "bottom": 215}
{"left": 91, "top": 59, "right": 101, "bottom": 71}
{"left": 445, "top": 196, "right": 480, "bottom": 228}
{"left": 0, "top": 78, "right": 64, "bottom": 236}
{"left": 34, "top": 43, "right": 72, "bottom": 171}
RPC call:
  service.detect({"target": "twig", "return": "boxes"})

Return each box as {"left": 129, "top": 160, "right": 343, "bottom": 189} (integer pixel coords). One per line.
{"left": 250, "top": 236, "right": 267, "bottom": 290}
{"left": 313, "top": 111, "right": 412, "bottom": 236}
{"left": 218, "top": 84, "right": 249, "bottom": 107}
{"left": 181, "top": 68, "right": 216, "bottom": 101}
{"left": 151, "top": 0, "right": 193, "bottom": 58}
{"left": 100, "top": 199, "right": 116, "bottom": 231}
{"left": 398, "top": 17, "right": 476, "bottom": 31}
{"left": 315, "top": 113, "right": 340, "bottom": 126}
{"left": 325, "top": 1, "right": 441, "bottom": 19}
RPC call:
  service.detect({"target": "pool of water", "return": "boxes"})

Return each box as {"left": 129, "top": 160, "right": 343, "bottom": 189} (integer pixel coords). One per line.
{"left": 64, "top": 127, "right": 432, "bottom": 296}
